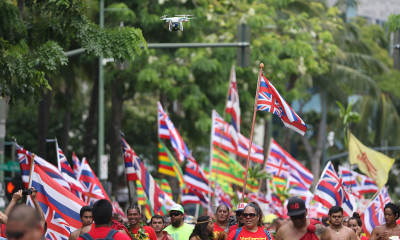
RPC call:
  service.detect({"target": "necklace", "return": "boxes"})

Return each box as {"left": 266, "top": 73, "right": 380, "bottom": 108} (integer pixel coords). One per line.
{"left": 333, "top": 226, "right": 342, "bottom": 235}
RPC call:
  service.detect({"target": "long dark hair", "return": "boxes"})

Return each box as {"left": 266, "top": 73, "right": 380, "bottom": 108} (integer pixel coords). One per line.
{"left": 190, "top": 215, "right": 212, "bottom": 240}
{"left": 244, "top": 202, "right": 264, "bottom": 227}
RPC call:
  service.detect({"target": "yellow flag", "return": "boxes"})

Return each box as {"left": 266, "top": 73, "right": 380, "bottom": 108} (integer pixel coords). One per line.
{"left": 348, "top": 133, "right": 394, "bottom": 188}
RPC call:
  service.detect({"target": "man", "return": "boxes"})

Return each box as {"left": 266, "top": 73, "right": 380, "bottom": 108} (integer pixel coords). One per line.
{"left": 69, "top": 206, "right": 93, "bottom": 240}
{"left": 276, "top": 197, "right": 331, "bottom": 240}
{"left": 150, "top": 215, "right": 173, "bottom": 240}
{"left": 342, "top": 216, "right": 350, "bottom": 227}
{"left": 126, "top": 206, "right": 157, "bottom": 240}
{"left": 327, "top": 206, "right": 357, "bottom": 240}
{"left": 6, "top": 204, "right": 44, "bottom": 240}
{"left": 369, "top": 202, "right": 400, "bottom": 240}
{"left": 227, "top": 202, "right": 247, "bottom": 234}
{"left": 164, "top": 204, "right": 193, "bottom": 240}
{"left": 77, "top": 199, "right": 130, "bottom": 240}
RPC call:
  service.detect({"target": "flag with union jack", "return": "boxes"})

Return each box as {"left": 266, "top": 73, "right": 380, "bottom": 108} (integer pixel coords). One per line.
{"left": 77, "top": 158, "right": 110, "bottom": 205}
{"left": 211, "top": 110, "right": 238, "bottom": 153}
{"left": 313, "top": 161, "right": 354, "bottom": 217}
{"left": 56, "top": 145, "right": 85, "bottom": 199}
{"left": 268, "top": 139, "right": 313, "bottom": 189}
{"left": 29, "top": 164, "right": 86, "bottom": 240}
{"left": 338, "top": 166, "right": 378, "bottom": 196}
{"left": 71, "top": 152, "right": 81, "bottom": 177}
{"left": 257, "top": 74, "right": 307, "bottom": 135}
{"left": 361, "top": 187, "right": 391, "bottom": 234}
{"left": 237, "top": 133, "right": 264, "bottom": 164}
{"left": 17, "top": 144, "right": 71, "bottom": 191}
{"left": 266, "top": 154, "right": 290, "bottom": 178}
{"left": 225, "top": 64, "right": 241, "bottom": 132}
{"left": 157, "top": 102, "right": 190, "bottom": 163}
{"left": 121, "top": 137, "right": 162, "bottom": 214}
{"left": 158, "top": 102, "right": 171, "bottom": 139}
{"left": 183, "top": 157, "right": 212, "bottom": 195}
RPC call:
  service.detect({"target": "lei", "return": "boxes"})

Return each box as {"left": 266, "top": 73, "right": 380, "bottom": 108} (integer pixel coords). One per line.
{"left": 125, "top": 222, "right": 147, "bottom": 240}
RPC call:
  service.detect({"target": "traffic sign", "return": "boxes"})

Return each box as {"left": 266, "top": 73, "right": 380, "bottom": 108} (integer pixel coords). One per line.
{"left": 0, "top": 162, "right": 20, "bottom": 172}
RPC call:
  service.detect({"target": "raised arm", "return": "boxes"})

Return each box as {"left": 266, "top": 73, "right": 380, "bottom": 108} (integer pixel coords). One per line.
{"left": 4, "top": 190, "right": 22, "bottom": 216}
{"left": 31, "top": 187, "right": 46, "bottom": 228}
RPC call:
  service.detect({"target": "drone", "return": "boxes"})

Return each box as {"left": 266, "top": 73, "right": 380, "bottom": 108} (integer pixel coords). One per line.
{"left": 160, "top": 15, "right": 195, "bottom": 32}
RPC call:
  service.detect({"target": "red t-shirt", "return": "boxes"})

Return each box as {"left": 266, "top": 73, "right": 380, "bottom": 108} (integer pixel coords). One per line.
{"left": 213, "top": 222, "right": 226, "bottom": 239}
{"left": 227, "top": 226, "right": 274, "bottom": 240}
{"left": 228, "top": 224, "right": 238, "bottom": 235}
{"left": 77, "top": 226, "right": 131, "bottom": 240}
{"left": 128, "top": 226, "right": 157, "bottom": 240}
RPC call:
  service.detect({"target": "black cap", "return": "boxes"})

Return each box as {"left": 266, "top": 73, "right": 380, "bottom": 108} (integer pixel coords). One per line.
{"left": 287, "top": 197, "right": 306, "bottom": 216}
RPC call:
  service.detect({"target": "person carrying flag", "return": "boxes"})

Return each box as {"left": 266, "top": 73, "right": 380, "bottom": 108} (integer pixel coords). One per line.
{"left": 369, "top": 202, "right": 400, "bottom": 240}
{"left": 275, "top": 197, "right": 331, "bottom": 240}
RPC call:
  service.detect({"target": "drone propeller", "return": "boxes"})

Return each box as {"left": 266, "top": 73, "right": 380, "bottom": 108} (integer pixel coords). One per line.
{"left": 175, "top": 14, "right": 193, "bottom": 17}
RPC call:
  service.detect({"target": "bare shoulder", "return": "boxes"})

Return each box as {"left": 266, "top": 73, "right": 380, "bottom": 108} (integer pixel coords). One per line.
{"left": 68, "top": 229, "right": 81, "bottom": 240}
{"left": 167, "top": 235, "right": 174, "bottom": 240}
{"left": 315, "top": 224, "right": 328, "bottom": 236}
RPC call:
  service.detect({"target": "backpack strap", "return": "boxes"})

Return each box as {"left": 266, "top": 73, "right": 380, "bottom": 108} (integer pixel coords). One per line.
{"left": 105, "top": 229, "right": 118, "bottom": 239}
{"left": 80, "top": 233, "right": 94, "bottom": 240}
{"left": 263, "top": 229, "right": 272, "bottom": 240}
{"left": 233, "top": 227, "right": 242, "bottom": 240}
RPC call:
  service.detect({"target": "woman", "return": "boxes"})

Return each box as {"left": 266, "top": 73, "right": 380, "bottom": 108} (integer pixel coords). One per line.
{"left": 347, "top": 213, "right": 368, "bottom": 240}
{"left": 214, "top": 204, "right": 230, "bottom": 239}
{"left": 226, "top": 202, "right": 274, "bottom": 240}
{"left": 190, "top": 216, "right": 214, "bottom": 240}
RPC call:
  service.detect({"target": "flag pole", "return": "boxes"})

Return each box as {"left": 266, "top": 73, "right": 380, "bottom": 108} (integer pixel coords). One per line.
{"left": 241, "top": 63, "right": 264, "bottom": 202}
{"left": 28, "top": 153, "right": 35, "bottom": 188}
{"left": 258, "top": 137, "right": 272, "bottom": 192}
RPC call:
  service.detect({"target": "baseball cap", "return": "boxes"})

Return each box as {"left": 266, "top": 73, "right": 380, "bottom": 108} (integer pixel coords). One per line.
{"left": 287, "top": 197, "right": 306, "bottom": 216}
{"left": 169, "top": 204, "right": 184, "bottom": 214}
{"left": 235, "top": 202, "right": 247, "bottom": 212}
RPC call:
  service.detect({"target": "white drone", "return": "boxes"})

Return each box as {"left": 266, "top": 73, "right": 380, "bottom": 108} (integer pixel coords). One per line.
{"left": 160, "top": 15, "right": 195, "bottom": 32}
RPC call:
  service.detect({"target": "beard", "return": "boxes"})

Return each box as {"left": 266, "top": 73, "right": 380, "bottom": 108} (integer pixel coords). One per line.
{"left": 171, "top": 218, "right": 182, "bottom": 228}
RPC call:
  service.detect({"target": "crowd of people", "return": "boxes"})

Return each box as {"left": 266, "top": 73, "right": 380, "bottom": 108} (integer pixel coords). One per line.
{"left": 1, "top": 189, "right": 400, "bottom": 240}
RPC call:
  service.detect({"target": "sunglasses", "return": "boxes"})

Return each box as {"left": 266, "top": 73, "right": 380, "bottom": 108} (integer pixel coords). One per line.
{"left": 6, "top": 231, "right": 26, "bottom": 239}
{"left": 242, "top": 213, "right": 257, "bottom": 218}
{"left": 169, "top": 212, "right": 181, "bottom": 217}
{"left": 290, "top": 214, "right": 305, "bottom": 220}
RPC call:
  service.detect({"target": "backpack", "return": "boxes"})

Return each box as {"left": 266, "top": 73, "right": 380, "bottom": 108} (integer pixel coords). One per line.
{"left": 233, "top": 227, "right": 272, "bottom": 240}
{"left": 80, "top": 229, "right": 118, "bottom": 240}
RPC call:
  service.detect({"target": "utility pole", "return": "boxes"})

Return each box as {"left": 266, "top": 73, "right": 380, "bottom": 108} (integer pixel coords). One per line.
{"left": 98, "top": 0, "right": 105, "bottom": 176}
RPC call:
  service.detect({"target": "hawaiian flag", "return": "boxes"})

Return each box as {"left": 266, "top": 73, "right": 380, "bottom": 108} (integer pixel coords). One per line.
{"left": 111, "top": 200, "right": 127, "bottom": 221}
{"left": 257, "top": 74, "right": 307, "bottom": 135}
{"left": 215, "top": 184, "right": 233, "bottom": 208}
{"left": 158, "top": 102, "right": 170, "bottom": 139}
{"left": 121, "top": 137, "right": 162, "bottom": 213}
{"left": 56, "top": 145, "right": 85, "bottom": 199}
{"left": 17, "top": 144, "right": 71, "bottom": 190}
{"left": 361, "top": 187, "right": 391, "bottom": 234}
{"left": 211, "top": 110, "right": 238, "bottom": 153}
{"left": 71, "top": 152, "right": 81, "bottom": 177}
{"left": 77, "top": 158, "right": 110, "bottom": 205}
{"left": 181, "top": 189, "right": 202, "bottom": 206}
{"left": 157, "top": 101, "right": 190, "bottom": 163}
{"left": 29, "top": 164, "right": 86, "bottom": 240}
{"left": 313, "top": 162, "right": 354, "bottom": 217}
{"left": 266, "top": 154, "right": 290, "bottom": 178}
{"left": 339, "top": 166, "right": 378, "bottom": 196}
{"left": 268, "top": 139, "right": 313, "bottom": 189}
{"left": 237, "top": 133, "right": 264, "bottom": 164}
{"left": 225, "top": 64, "right": 241, "bottom": 132}
{"left": 183, "top": 156, "right": 212, "bottom": 195}
{"left": 287, "top": 176, "right": 313, "bottom": 205}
